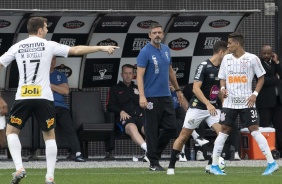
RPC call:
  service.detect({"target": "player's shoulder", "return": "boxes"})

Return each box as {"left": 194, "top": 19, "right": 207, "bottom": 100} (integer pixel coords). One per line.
{"left": 243, "top": 52, "right": 258, "bottom": 60}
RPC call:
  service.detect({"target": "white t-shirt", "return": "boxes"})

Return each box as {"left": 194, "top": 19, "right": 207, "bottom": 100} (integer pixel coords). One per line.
{"left": 0, "top": 36, "right": 70, "bottom": 101}
{"left": 218, "top": 52, "right": 265, "bottom": 109}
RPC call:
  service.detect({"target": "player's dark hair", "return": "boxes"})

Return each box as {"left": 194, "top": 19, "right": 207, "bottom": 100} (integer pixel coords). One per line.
{"left": 149, "top": 23, "right": 162, "bottom": 32}
{"left": 27, "top": 17, "right": 47, "bottom": 35}
{"left": 122, "top": 64, "right": 134, "bottom": 72}
{"left": 213, "top": 40, "right": 228, "bottom": 54}
{"left": 228, "top": 32, "right": 244, "bottom": 47}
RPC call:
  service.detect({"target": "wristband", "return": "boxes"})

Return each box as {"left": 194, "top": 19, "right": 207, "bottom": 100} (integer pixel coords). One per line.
{"left": 220, "top": 86, "right": 225, "bottom": 92}
{"left": 252, "top": 91, "right": 258, "bottom": 96}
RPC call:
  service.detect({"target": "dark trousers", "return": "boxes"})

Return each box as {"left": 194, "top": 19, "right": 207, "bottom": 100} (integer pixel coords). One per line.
{"left": 55, "top": 106, "right": 81, "bottom": 155}
{"left": 144, "top": 97, "right": 176, "bottom": 165}
{"left": 258, "top": 99, "right": 282, "bottom": 151}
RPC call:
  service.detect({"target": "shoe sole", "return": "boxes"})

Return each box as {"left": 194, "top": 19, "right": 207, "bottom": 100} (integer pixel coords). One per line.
{"left": 11, "top": 172, "right": 26, "bottom": 184}
{"left": 262, "top": 167, "right": 279, "bottom": 175}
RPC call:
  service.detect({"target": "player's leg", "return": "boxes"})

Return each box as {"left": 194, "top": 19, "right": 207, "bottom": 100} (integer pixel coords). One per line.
{"left": 167, "top": 108, "right": 207, "bottom": 175}
{"left": 210, "top": 108, "right": 235, "bottom": 175}
{"left": 244, "top": 108, "right": 278, "bottom": 175}
{"left": 35, "top": 100, "right": 57, "bottom": 183}
{"left": 6, "top": 100, "right": 32, "bottom": 183}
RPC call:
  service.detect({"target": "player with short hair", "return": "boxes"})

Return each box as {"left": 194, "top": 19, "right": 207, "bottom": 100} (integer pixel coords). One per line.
{"left": 209, "top": 32, "right": 278, "bottom": 175}
{"left": 0, "top": 17, "right": 118, "bottom": 184}
{"left": 167, "top": 40, "right": 229, "bottom": 175}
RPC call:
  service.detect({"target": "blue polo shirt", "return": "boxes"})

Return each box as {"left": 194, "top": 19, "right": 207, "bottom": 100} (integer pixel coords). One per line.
{"left": 137, "top": 43, "right": 171, "bottom": 97}
{"left": 50, "top": 70, "right": 68, "bottom": 109}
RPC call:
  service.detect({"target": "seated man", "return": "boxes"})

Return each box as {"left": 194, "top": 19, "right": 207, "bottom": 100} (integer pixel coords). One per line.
{"left": 107, "top": 64, "right": 148, "bottom": 161}
{"left": 50, "top": 56, "right": 85, "bottom": 162}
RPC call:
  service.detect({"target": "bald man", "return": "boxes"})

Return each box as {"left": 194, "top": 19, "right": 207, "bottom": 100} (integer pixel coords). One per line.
{"left": 256, "top": 45, "right": 282, "bottom": 156}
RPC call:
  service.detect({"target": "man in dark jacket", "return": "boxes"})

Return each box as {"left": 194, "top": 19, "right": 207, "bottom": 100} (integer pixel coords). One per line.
{"left": 256, "top": 45, "right": 282, "bottom": 155}
{"left": 107, "top": 64, "right": 148, "bottom": 161}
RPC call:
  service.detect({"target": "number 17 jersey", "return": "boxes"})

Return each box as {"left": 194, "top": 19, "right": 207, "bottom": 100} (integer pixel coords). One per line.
{"left": 0, "top": 36, "right": 70, "bottom": 101}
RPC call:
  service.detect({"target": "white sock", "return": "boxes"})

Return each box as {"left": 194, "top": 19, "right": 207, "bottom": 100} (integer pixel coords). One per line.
{"left": 191, "top": 131, "right": 199, "bottom": 140}
{"left": 45, "top": 139, "right": 57, "bottom": 179}
{"left": 76, "top": 152, "right": 81, "bottom": 157}
{"left": 251, "top": 130, "right": 274, "bottom": 163}
{"left": 141, "top": 142, "right": 147, "bottom": 152}
{"left": 181, "top": 145, "right": 185, "bottom": 153}
{"left": 212, "top": 132, "right": 229, "bottom": 166}
{"left": 7, "top": 134, "right": 24, "bottom": 171}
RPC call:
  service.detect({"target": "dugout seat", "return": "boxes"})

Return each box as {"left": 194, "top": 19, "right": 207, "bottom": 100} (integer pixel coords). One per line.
{"left": 71, "top": 91, "right": 115, "bottom": 158}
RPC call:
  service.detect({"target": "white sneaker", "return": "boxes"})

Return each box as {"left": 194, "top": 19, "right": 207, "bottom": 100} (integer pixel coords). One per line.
{"left": 179, "top": 152, "right": 187, "bottom": 162}
{"left": 234, "top": 152, "right": 241, "bottom": 160}
{"left": 167, "top": 168, "right": 175, "bottom": 175}
{"left": 196, "top": 150, "right": 205, "bottom": 161}
{"left": 195, "top": 137, "right": 209, "bottom": 146}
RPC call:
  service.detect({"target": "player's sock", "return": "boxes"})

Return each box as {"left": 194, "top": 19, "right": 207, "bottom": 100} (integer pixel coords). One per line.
{"left": 168, "top": 149, "right": 181, "bottom": 169}
{"left": 212, "top": 132, "right": 228, "bottom": 166}
{"left": 45, "top": 139, "right": 57, "bottom": 179}
{"left": 141, "top": 142, "right": 147, "bottom": 152}
{"left": 191, "top": 131, "right": 199, "bottom": 140}
{"left": 7, "top": 134, "right": 23, "bottom": 171}
{"left": 251, "top": 130, "right": 274, "bottom": 163}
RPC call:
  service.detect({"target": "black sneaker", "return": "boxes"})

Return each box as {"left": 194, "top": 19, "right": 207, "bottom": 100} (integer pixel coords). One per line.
{"left": 104, "top": 153, "right": 116, "bottom": 161}
{"left": 75, "top": 155, "right": 86, "bottom": 162}
{"left": 149, "top": 164, "right": 165, "bottom": 171}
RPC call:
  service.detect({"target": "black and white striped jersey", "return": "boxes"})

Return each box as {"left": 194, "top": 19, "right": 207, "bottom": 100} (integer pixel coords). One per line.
{"left": 218, "top": 52, "right": 265, "bottom": 109}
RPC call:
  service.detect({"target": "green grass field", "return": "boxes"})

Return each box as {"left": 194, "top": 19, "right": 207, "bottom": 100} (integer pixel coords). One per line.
{"left": 1, "top": 167, "right": 281, "bottom": 184}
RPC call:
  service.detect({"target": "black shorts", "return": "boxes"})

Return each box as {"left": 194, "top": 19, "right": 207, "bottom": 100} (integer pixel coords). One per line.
{"left": 8, "top": 99, "right": 56, "bottom": 131}
{"left": 220, "top": 108, "right": 258, "bottom": 128}
{"left": 122, "top": 116, "right": 144, "bottom": 132}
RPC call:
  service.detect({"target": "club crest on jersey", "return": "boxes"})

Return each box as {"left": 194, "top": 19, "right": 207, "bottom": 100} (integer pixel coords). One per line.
{"left": 240, "top": 59, "right": 248, "bottom": 70}
{"left": 133, "top": 88, "right": 139, "bottom": 95}
{"left": 57, "top": 75, "right": 62, "bottom": 82}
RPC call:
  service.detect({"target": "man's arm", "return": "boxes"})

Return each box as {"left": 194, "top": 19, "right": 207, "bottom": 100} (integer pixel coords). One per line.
{"left": 254, "top": 75, "right": 265, "bottom": 94}
{"left": 192, "top": 81, "right": 210, "bottom": 106}
{"left": 136, "top": 66, "right": 147, "bottom": 109}
{"left": 247, "top": 75, "right": 264, "bottom": 108}
{"left": 50, "top": 83, "right": 69, "bottom": 95}
{"left": 68, "top": 45, "right": 119, "bottom": 56}
{"left": 169, "top": 66, "right": 183, "bottom": 104}
{"left": 106, "top": 88, "right": 122, "bottom": 115}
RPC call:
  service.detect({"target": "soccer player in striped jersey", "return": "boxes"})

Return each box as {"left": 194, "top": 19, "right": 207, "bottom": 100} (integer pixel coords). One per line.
{"left": 167, "top": 40, "right": 228, "bottom": 175}
{"left": 210, "top": 32, "right": 279, "bottom": 175}
{"left": 0, "top": 17, "right": 118, "bottom": 184}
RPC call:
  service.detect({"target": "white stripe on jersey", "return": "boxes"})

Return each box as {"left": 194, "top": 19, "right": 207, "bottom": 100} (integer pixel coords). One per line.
{"left": 218, "top": 52, "right": 265, "bottom": 109}
{"left": 0, "top": 36, "right": 70, "bottom": 101}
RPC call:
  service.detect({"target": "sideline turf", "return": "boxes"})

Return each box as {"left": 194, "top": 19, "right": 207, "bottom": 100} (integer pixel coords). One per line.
{"left": 1, "top": 167, "right": 281, "bottom": 184}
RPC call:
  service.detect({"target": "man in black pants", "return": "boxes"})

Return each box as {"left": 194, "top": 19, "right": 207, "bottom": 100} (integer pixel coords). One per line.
{"left": 50, "top": 56, "right": 86, "bottom": 162}
{"left": 137, "top": 23, "right": 183, "bottom": 171}
{"left": 256, "top": 45, "right": 282, "bottom": 156}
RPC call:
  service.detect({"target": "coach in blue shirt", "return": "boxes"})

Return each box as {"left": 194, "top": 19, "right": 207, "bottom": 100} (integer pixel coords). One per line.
{"left": 136, "top": 23, "right": 183, "bottom": 171}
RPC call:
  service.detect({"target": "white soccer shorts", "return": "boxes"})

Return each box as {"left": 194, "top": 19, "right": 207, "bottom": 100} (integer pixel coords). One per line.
{"left": 183, "top": 108, "right": 220, "bottom": 129}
